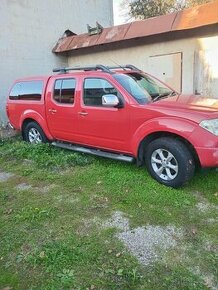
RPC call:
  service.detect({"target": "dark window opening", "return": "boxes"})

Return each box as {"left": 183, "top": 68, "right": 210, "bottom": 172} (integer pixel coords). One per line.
{"left": 53, "top": 79, "right": 76, "bottom": 104}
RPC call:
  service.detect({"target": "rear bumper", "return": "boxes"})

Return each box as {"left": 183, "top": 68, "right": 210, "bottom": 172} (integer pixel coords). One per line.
{"left": 8, "top": 122, "right": 14, "bottom": 129}
{"left": 196, "top": 147, "right": 218, "bottom": 168}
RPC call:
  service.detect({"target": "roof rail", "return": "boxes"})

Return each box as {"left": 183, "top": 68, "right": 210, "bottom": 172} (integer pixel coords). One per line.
{"left": 106, "top": 65, "right": 142, "bottom": 72}
{"left": 106, "top": 65, "right": 127, "bottom": 70}
{"left": 53, "top": 64, "right": 142, "bottom": 74}
{"left": 53, "top": 65, "right": 112, "bottom": 74}
{"left": 125, "top": 65, "right": 142, "bottom": 71}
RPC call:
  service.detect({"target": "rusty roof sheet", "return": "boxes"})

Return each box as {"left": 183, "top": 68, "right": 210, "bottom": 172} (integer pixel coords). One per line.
{"left": 172, "top": 0, "right": 218, "bottom": 30}
{"left": 125, "top": 12, "right": 177, "bottom": 40}
{"left": 53, "top": 1, "right": 218, "bottom": 53}
{"left": 97, "top": 23, "right": 131, "bottom": 45}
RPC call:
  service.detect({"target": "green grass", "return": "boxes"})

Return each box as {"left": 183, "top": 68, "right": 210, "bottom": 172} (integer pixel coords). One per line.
{"left": 0, "top": 136, "right": 217, "bottom": 289}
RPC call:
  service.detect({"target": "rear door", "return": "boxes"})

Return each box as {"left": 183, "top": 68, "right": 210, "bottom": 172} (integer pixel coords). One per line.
{"left": 46, "top": 76, "right": 79, "bottom": 141}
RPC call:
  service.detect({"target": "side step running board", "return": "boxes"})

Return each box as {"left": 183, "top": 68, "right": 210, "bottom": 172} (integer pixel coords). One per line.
{"left": 52, "top": 141, "right": 134, "bottom": 163}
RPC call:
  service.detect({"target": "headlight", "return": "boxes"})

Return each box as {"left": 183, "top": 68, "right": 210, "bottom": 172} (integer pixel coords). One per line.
{"left": 199, "top": 119, "right": 218, "bottom": 136}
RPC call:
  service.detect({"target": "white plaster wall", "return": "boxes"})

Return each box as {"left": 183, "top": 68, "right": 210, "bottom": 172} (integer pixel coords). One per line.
{"left": 68, "top": 37, "right": 198, "bottom": 95}
{"left": 0, "top": 0, "right": 113, "bottom": 124}
{"left": 194, "top": 36, "right": 218, "bottom": 97}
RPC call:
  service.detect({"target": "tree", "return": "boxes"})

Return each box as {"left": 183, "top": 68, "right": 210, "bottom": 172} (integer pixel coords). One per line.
{"left": 121, "top": 0, "right": 213, "bottom": 21}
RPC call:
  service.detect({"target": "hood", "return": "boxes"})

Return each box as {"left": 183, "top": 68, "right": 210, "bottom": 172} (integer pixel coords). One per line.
{"left": 158, "top": 94, "right": 218, "bottom": 111}
{"left": 150, "top": 94, "right": 218, "bottom": 123}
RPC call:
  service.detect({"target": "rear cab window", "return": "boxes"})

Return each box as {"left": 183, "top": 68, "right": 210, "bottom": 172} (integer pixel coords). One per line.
{"left": 9, "top": 80, "right": 44, "bottom": 101}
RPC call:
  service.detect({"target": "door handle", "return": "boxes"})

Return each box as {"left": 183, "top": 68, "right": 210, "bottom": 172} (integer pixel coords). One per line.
{"left": 78, "top": 111, "right": 88, "bottom": 116}
{"left": 49, "top": 109, "right": 57, "bottom": 113}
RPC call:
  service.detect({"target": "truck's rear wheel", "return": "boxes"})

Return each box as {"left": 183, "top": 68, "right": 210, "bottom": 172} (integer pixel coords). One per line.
{"left": 145, "top": 137, "right": 195, "bottom": 188}
{"left": 23, "top": 122, "right": 48, "bottom": 144}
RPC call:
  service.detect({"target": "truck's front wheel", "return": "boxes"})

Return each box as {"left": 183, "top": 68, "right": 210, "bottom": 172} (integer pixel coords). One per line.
{"left": 145, "top": 137, "right": 195, "bottom": 188}
{"left": 23, "top": 122, "right": 48, "bottom": 144}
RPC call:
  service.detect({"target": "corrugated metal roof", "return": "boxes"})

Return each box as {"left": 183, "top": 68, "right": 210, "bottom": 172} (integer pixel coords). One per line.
{"left": 53, "top": 1, "right": 218, "bottom": 53}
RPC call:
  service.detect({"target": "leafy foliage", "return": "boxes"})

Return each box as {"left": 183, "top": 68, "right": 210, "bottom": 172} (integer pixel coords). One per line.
{"left": 122, "top": 0, "right": 213, "bottom": 20}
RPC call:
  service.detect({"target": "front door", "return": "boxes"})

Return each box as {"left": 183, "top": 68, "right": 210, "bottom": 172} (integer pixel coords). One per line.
{"left": 76, "top": 77, "right": 131, "bottom": 153}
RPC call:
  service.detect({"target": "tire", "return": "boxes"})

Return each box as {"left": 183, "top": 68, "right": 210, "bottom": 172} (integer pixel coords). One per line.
{"left": 145, "top": 137, "right": 195, "bottom": 188}
{"left": 23, "top": 121, "right": 48, "bottom": 144}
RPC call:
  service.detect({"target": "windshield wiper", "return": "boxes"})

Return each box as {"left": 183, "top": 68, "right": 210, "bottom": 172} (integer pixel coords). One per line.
{"left": 153, "top": 91, "right": 177, "bottom": 102}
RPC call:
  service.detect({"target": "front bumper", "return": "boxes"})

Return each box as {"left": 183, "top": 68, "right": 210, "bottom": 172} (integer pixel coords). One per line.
{"left": 195, "top": 147, "right": 218, "bottom": 168}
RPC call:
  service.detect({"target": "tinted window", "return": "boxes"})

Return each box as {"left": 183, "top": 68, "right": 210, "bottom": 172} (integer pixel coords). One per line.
{"left": 9, "top": 81, "right": 43, "bottom": 101}
{"left": 53, "top": 79, "right": 76, "bottom": 104}
{"left": 113, "top": 74, "right": 151, "bottom": 104}
{"left": 54, "top": 80, "right": 62, "bottom": 103}
{"left": 9, "top": 83, "right": 22, "bottom": 100}
{"left": 128, "top": 72, "right": 173, "bottom": 98}
{"left": 84, "top": 78, "right": 118, "bottom": 106}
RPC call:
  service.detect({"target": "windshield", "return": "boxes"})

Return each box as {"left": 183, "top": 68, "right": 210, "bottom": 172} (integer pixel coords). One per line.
{"left": 113, "top": 74, "right": 151, "bottom": 104}
{"left": 127, "top": 72, "right": 176, "bottom": 100}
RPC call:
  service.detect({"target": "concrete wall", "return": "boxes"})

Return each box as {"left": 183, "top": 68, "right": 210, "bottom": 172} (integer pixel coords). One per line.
{"left": 68, "top": 36, "right": 218, "bottom": 98}
{"left": 0, "top": 0, "right": 113, "bottom": 125}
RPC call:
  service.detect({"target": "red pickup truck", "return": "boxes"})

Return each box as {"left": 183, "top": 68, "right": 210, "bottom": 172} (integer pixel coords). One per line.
{"left": 6, "top": 65, "right": 218, "bottom": 187}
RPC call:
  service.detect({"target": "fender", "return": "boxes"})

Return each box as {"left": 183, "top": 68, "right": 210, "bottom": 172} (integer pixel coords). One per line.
{"left": 20, "top": 109, "right": 54, "bottom": 140}
{"left": 131, "top": 116, "right": 198, "bottom": 156}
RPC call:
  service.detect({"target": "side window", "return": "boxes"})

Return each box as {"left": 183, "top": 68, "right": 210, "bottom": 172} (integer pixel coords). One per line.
{"left": 83, "top": 78, "right": 118, "bottom": 106}
{"left": 9, "top": 81, "right": 43, "bottom": 101}
{"left": 53, "top": 79, "right": 76, "bottom": 104}
{"left": 9, "top": 83, "right": 21, "bottom": 100}
{"left": 53, "top": 80, "right": 62, "bottom": 103}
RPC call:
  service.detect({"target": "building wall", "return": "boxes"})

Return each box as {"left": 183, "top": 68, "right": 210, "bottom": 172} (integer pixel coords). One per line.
{"left": 0, "top": 0, "right": 113, "bottom": 125}
{"left": 68, "top": 35, "right": 218, "bottom": 98}
{"left": 194, "top": 36, "right": 218, "bottom": 97}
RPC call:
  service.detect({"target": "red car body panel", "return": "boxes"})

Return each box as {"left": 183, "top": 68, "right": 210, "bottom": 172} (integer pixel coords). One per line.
{"left": 6, "top": 70, "right": 218, "bottom": 168}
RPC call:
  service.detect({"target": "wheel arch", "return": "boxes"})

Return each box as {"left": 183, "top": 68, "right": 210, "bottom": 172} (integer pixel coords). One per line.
{"left": 137, "top": 131, "right": 200, "bottom": 168}
{"left": 21, "top": 113, "right": 53, "bottom": 140}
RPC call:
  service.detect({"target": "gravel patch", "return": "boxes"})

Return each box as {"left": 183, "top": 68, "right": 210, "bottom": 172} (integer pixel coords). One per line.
{"left": 37, "top": 184, "right": 56, "bottom": 194}
{"left": 203, "top": 240, "right": 218, "bottom": 253}
{"left": 77, "top": 217, "right": 102, "bottom": 236}
{"left": 22, "top": 159, "right": 34, "bottom": 166}
{"left": 102, "top": 211, "right": 130, "bottom": 232}
{"left": 0, "top": 171, "right": 15, "bottom": 182}
{"left": 54, "top": 194, "right": 79, "bottom": 204}
{"left": 196, "top": 202, "right": 218, "bottom": 213}
{"left": 103, "top": 211, "right": 183, "bottom": 266}
{"left": 193, "top": 192, "right": 218, "bottom": 213}
{"left": 15, "top": 183, "right": 32, "bottom": 191}
{"left": 196, "top": 202, "right": 211, "bottom": 212}
{"left": 190, "top": 266, "right": 218, "bottom": 290}
{"left": 206, "top": 218, "right": 218, "bottom": 224}
{"left": 117, "top": 225, "right": 183, "bottom": 266}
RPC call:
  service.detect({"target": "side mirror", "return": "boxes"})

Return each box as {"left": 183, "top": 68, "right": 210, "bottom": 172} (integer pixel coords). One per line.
{"left": 102, "top": 94, "right": 120, "bottom": 107}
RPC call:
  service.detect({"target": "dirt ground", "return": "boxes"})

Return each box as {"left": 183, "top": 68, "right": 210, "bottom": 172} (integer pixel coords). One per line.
{"left": 0, "top": 126, "right": 18, "bottom": 139}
